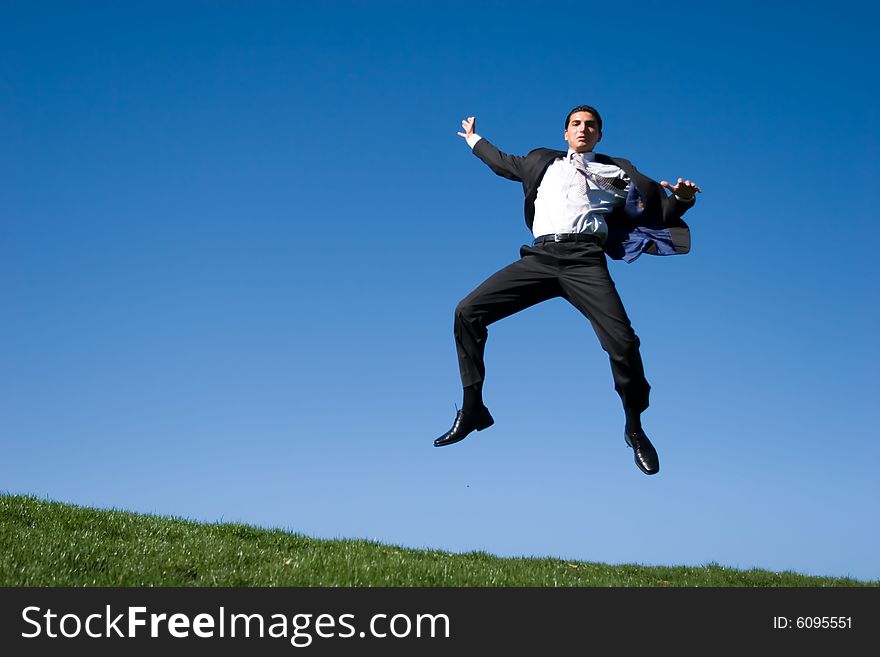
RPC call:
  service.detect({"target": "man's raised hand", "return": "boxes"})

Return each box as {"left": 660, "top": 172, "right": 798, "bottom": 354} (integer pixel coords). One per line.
{"left": 457, "top": 116, "right": 476, "bottom": 140}
{"left": 660, "top": 178, "right": 702, "bottom": 201}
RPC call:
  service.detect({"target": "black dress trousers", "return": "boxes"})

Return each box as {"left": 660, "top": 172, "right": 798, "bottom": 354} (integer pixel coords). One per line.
{"left": 453, "top": 240, "right": 650, "bottom": 414}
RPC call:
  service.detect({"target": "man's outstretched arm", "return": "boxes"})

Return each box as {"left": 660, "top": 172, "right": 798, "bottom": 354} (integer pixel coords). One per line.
{"left": 457, "top": 115, "right": 526, "bottom": 183}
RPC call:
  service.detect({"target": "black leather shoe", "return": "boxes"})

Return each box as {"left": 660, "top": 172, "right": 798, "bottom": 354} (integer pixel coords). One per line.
{"left": 434, "top": 407, "right": 494, "bottom": 447}
{"left": 624, "top": 428, "right": 660, "bottom": 475}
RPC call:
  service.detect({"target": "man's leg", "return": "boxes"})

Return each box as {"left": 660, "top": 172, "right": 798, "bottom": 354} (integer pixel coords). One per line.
{"left": 556, "top": 243, "right": 658, "bottom": 474}
{"left": 455, "top": 253, "right": 559, "bottom": 391}
{"left": 557, "top": 244, "right": 649, "bottom": 417}
{"left": 435, "top": 250, "right": 559, "bottom": 447}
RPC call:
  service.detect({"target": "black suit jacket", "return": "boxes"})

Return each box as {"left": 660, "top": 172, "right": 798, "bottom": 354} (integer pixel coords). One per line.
{"left": 472, "top": 138, "right": 694, "bottom": 262}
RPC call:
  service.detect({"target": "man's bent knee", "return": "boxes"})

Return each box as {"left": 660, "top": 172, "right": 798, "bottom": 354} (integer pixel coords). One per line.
{"left": 455, "top": 298, "right": 478, "bottom": 324}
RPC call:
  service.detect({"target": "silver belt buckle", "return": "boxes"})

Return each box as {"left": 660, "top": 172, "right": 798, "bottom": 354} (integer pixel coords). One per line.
{"left": 553, "top": 234, "right": 564, "bottom": 242}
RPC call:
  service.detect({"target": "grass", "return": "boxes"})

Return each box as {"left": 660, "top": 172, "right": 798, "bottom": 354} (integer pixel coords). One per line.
{"left": 1, "top": 494, "right": 874, "bottom": 587}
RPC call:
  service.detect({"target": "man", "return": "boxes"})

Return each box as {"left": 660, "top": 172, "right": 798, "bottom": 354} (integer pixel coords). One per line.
{"left": 434, "top": 105, "right": 701, "bottom": 476}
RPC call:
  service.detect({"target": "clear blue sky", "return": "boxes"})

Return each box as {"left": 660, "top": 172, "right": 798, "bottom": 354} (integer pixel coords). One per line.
{"left": 2, "top": 1, "right": 878, "bottom": 582}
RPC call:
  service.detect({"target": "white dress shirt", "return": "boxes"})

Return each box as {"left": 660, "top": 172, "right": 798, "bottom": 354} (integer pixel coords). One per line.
{"left": 466, "top": 134, "right": 630, "bottom": 241}
{"left": 532, "top": 150, "right": 630, "bottom": 241}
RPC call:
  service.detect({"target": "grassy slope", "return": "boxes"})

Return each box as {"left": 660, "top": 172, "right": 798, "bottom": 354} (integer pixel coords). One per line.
{"left": 1, "top": 494, "right": 874, "bottom": 587}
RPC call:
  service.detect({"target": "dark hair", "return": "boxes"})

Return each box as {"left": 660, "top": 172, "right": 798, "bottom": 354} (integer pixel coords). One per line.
{"left": 565, "top": 105, "right": 602, "bottom": 132}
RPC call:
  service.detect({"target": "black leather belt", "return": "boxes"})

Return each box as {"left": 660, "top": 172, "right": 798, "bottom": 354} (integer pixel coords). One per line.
{"left": 533, "top": 233, "right": 602, "bottom": 246}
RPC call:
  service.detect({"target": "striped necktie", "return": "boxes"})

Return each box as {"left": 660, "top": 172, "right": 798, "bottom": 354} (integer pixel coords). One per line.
{"left": 570, "top": 153, "right": 628, "bottom": 195}
{"left": 571, "top": 152, "right": 589, "bottom": 196}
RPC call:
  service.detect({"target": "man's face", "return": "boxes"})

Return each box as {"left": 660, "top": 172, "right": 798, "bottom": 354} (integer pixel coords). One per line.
{"left": 564, "top": 111, "right": 602, "bottom": 153}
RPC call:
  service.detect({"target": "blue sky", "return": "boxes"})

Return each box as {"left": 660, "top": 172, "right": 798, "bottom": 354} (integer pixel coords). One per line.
{"left": 2, "top": 0, "right": 878, "bottom": 582}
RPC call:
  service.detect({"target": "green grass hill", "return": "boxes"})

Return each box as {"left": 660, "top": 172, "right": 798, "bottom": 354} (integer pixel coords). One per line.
{"left": 1, "top": 494, "right": 874, "bottom": 587}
